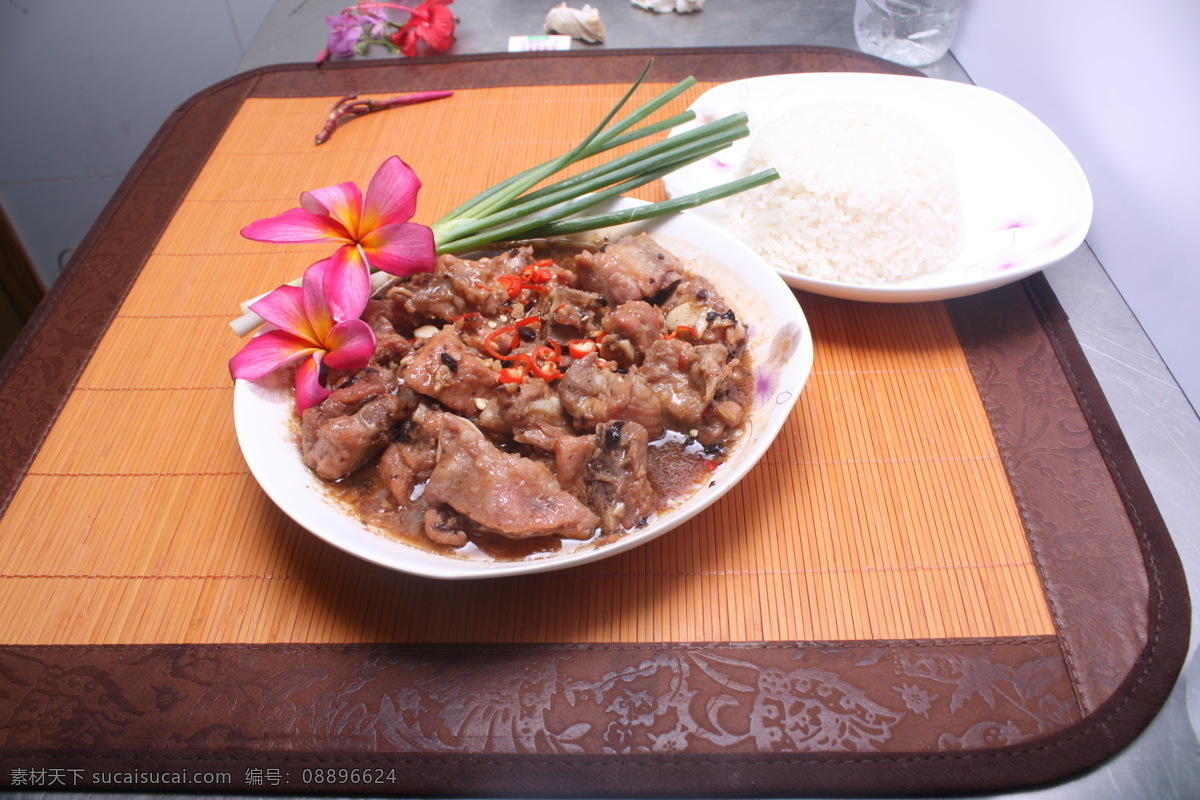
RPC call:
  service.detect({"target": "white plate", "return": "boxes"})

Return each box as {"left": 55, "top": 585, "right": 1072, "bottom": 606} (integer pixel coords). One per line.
{"left": 234, "top": 202, "right": 814, "bottom": 580}
{"left": 662, "top": 73, "right": 1094, "bottom": 303}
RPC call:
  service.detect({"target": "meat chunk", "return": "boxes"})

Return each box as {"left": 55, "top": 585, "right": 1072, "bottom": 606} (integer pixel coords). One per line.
{"left": 439, "top": 247, "right": 532, "bottom": 317}
{"left": 659, "top": 275, "right": 748, "bottom": 357}
{"left": 301, "top": 367, "right": 410, "bottom": 481}
{"left": 573, "top": 233, "right": 683, "bottom": 305}
{"left": 553, "top": 433, "right": 597, "bottom": 496}
{"left": 378, "top": 404, "right": 443, "bottom": 506}
{"left": 601, "top": 300, "right": 667, "bottom": 357}
{"left": 362, "top": 297, "right": 414, "bottom": 370}
{"left": 555, "top": 421, "right": 657, "bottom": 532}
{"left": 423, "top": 505, "right": 470, "bottom": 547}
{"left": 557, "top": 353, "right": 664, "bottom": 438}
{"left": 477, "top": 378, "right": 575, "bottom": 452}
{"left": 424, "top": 414, "right": 600, "bottom": 540}
{"left": 694, "top": 396, "right": 746, "bottom": 448}
{"left": 388, "top": 272, "right": 461, "bottom": 322}
{"left": 639, "top": 338, "right": 734, "bottom": 426}
{"left": 400, "top": 328, "right": 497, "bottom": 415}
{"left": 541, "top": 285, "right": 607, "bottom": 337}
{"left": 390, "top": 247, "right": 534, "bottom": 322}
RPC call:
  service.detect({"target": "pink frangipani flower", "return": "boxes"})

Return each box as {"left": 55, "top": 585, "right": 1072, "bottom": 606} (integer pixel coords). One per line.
{"left": 229, "top": 250, "right": 376, "bottom": 413}
{"left": 241, "top": 155, "right": 435, "bottom": 278}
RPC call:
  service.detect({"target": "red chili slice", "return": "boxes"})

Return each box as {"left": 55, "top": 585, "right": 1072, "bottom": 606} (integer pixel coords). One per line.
{"left": 484, "top": 325, "right": 516, "bottom": 359}
{"left": 663, "top": 325, "right": 699, "bottom": 340}
{"left": 497, "top": 361, "right": 528, "bottom": 384}
{"left": 525, "top": 342, "right": 563, "bottom": 381}
{"left": 568, "top": 339, "right": 595, "bottom": 359}
{"left": 484, "top": 316, "right": 543, "bottom": 361}
{"left": 527, "top": 361, "right": 561, "bottom": 382}
{"left": 496, "top": 274, "right": 523, "bottom": 300}
{"left": 521, "top": 263, "right": 555, "bottom": 284}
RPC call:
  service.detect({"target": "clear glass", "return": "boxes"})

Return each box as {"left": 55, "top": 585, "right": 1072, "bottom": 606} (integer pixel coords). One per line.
{"left": 853, "top": 0, "right": 963, "bottom": 67}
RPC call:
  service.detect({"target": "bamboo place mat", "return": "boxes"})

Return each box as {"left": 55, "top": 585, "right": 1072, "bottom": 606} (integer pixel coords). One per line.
{"left": 0, "top": 50, "right": 1188, "bottom": 797}
{"left": 0, "top": 85, "right": 1049, "bottom": 647}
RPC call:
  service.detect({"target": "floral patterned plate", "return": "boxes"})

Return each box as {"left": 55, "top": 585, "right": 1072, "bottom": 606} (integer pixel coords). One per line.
{"left": 662, "top": 73, "right": 1094, "bottom": 303}
{"left": 234, "top": 201, "right": 814, "bottom": 580}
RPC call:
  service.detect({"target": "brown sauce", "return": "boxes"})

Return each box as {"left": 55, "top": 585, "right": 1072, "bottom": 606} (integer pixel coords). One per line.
{"left": 320, "top": 419, "right": 746, "bottom": 562}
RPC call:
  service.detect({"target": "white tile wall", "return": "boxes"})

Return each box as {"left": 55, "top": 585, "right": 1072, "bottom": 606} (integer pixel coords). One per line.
{"left": 0, "top": 0, "right": 275, "bottom": 288}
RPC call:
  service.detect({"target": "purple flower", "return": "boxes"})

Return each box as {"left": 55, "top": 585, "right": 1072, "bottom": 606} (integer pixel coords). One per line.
{"left": 325, "top": 12, "right": 365, "bottom": 59}
{"left": 360, "top": 8, "right": 390, "bottom": 39}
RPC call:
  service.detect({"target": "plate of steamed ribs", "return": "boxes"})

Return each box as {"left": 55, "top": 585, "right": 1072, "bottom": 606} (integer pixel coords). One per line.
{"left": 235, "top": 208, "right": 813, "bottom": 579}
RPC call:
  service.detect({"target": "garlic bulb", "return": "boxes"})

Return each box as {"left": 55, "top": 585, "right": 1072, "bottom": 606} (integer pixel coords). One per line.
{"left": 544, "top": 3, "right": 606, "bottom": 43}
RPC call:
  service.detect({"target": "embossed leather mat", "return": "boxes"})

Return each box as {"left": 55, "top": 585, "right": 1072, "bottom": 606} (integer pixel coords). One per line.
{"left": 0, "top": 49, "right": 1188, "bottom": 797}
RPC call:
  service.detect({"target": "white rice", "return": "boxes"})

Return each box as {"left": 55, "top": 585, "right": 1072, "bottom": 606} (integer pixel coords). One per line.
{"left": 725, "top": 102, "right": 964, "bottom": 285}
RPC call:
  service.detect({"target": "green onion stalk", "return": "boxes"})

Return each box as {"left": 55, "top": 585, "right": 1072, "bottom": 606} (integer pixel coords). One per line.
{"left": 428, "top": 64, "right": 778, "bottom": 254}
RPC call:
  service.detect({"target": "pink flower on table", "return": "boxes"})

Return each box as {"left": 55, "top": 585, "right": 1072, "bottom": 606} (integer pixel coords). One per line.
{"left": 229, "top": 250, "right": 376, "bottom": 413}
{"left": 241, "top": 155, "right": 435, "bottom": 278}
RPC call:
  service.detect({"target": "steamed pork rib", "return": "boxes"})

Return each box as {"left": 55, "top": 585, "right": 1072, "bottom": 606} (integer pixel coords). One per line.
{"left": 300, "top": 233, "right": 753, "bottom": 556}
{"left": 362, "top": 298, "right": 414, "bottom": 370}
{"left": 640, "top": 338, "right": 745, "bottom": 444}
{"left": 558, "top": 353, "right": 664, "bottom": 438}
{"left": 573, "top": 232, "right": 684, "bottom": 305}
{"left": 378, "top": 404, "right": 442, "bottom": 506}
{"left": 477, "top": 377, "right": 575, "bottom": 452}
{"left": 400, "top": 328, "right": 496, "bottom": 416}
{"left": 601, "top": 300, "right": 666, "bottom": 358}
{"left": 388, "top": 246, "right": 537, "bottom": 323}
{"left": 300, "top": 366, "right": 413, "bottom": 481}
{"left": 424, "top": 413, "right": 600, "bottom": 540}
{"left": 422, "top": 504, "right": 473, "bottom": 548}
{"left": 555, "top": 421, "right": 657, "bottom": 532}
{"left": 659, "top": 274, "right": 748, "bottom": 357}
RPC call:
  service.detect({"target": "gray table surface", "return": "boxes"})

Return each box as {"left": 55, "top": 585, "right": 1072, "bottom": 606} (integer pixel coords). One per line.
{"left": 40, "top": 1, "right": 1200, "bottom": 798}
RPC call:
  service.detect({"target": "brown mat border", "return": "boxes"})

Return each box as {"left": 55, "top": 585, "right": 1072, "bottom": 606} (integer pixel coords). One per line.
{"left": 0, "top": 49, "right": 1189, "bottom": 797}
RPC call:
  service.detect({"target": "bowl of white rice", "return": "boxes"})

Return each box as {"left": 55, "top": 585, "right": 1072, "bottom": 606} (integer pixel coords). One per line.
{"left": 725, "top": 102, "right": 964, "bottom": 286}
{"left": 663, "top": 73, "right": 1093, "bottom": 303}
